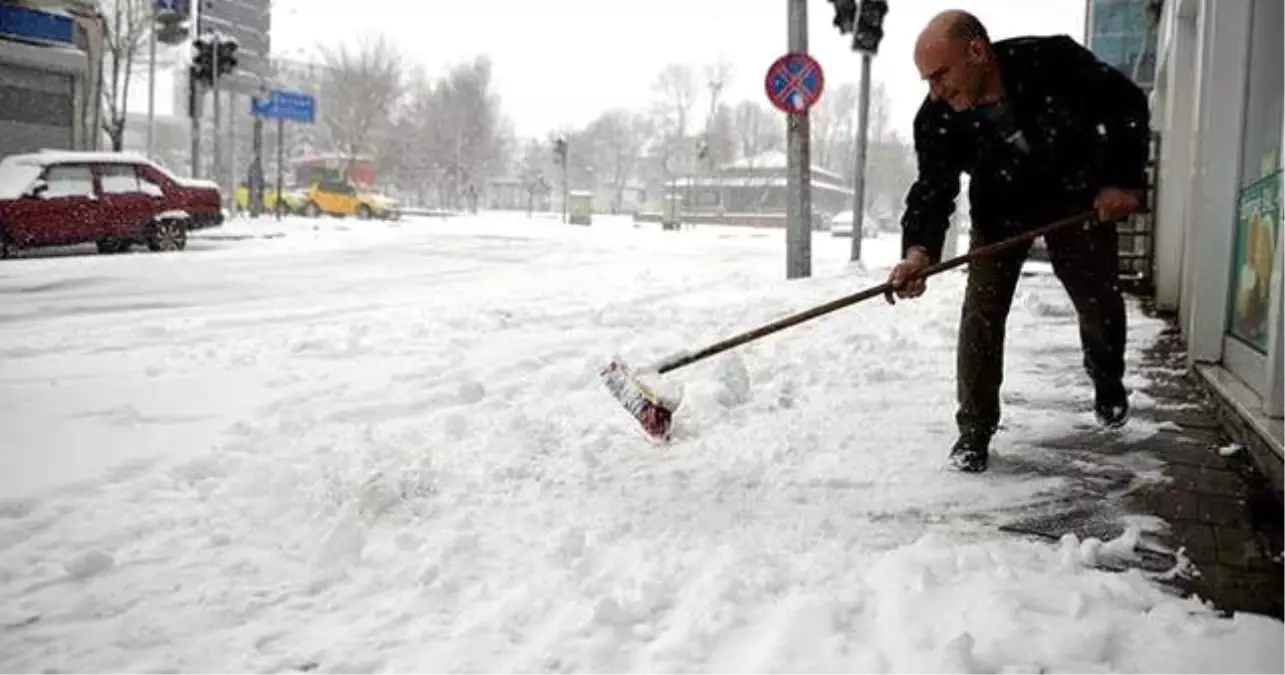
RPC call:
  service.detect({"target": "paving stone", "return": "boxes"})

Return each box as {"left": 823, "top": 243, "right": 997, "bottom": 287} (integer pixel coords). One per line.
{"left": 1011, "top": 308, "right": 1283, "bottom": 620}
{"left": 1165, "top": 464, "right": 1251, "bottom": 498}
{"left": 1170, "top": 521, "right": 1217, "bottom": 553}
{"left": 1200, "top": 495, "right": 1252, "bottom": 528}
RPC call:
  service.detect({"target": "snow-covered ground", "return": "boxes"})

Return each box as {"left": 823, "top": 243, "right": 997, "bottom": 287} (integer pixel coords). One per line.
{"left": 0, "top": 213, "right": 1280, "bottom": 672}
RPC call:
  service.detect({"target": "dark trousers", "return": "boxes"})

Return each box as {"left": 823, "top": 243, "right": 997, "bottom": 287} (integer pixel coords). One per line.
{"left": 955, "top": 220, "right": 1127, "bottom": 436}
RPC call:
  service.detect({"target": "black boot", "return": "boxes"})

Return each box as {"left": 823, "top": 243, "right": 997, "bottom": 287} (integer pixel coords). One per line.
{"left": 949, "top": 431, "right": 992, "bottom": 473}
{"left": 1094, "top": 380, "right": 1129, "bottom": 428}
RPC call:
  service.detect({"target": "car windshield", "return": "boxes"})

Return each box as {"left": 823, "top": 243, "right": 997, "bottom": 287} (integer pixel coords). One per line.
{"left": 144, "top": 159, "right": 180, "bottom": 183}
{"left": 0, "top": 161, "right": 43, "bottom": 199}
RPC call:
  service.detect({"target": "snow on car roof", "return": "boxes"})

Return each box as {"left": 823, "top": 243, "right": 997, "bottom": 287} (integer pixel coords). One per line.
{"left": 1, "top": 150, "right": 161, "bottom": 167}
{"left": 0, "top": 150, "right": 218, "bottom": 191}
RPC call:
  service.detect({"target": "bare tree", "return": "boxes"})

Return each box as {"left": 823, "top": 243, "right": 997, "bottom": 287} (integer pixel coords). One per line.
{"left": 316, "top": 32, "right": 404, "bottom": 173}
{"left": 98, "top": 0, "right": 150, "bottom": 151}
{"left": 811, "top": 81, "right": 859, "bottom": 173}
{"left": 407, "top": 56, "right": 511, "bottom": 209}
{"left": 845, "top": 82, "right": 910, "bottom": 229}
{"left": 702, "top": 59, "right": 733, "bottom": 130}
{"left": 582, "top": 109, "right": 651, "bottom": 213}
{"left": 517, "top": 137, "right": 554, "bottom": 214}
{"left": 652, "top": 63, "right": 699, "bottom": 140}
{"left": 867, "top": 81, "right": 891, "bottom": 147}
{"left": 703, "top": 103, "right": 736, "bottom": 170}
{"left": 732, "top": 100, "right": 784, "bottom": 161}
{"left": 698, "top": 57, "right": 735, "bottom": 175}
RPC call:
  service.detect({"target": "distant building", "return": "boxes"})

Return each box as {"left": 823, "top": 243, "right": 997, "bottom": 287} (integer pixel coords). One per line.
{"left": 1084, "top": 0, "right": 1160, "bottom": 92}
{"left": 676, "top": 150, "right": 855, "bottom": 217}
{"left": 0, "top": 0, "right": 105, "bottom": 158}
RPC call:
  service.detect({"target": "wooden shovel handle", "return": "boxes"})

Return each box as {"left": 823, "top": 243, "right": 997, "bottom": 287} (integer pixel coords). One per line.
{"left": 656, "top": 211, "right": 1106, "bottom": 375}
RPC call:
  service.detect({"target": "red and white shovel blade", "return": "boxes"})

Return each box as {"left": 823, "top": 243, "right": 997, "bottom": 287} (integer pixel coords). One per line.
{"left": 600, "top": 358, "right": 677, "bottom": 441}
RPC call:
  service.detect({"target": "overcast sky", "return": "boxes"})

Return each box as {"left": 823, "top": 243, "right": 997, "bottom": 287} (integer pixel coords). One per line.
{"left": 268, "top": 0, "right": 1087, "bottom": 139}
{"left": 140, "top": 0, "right": 1087, "bottom": 139}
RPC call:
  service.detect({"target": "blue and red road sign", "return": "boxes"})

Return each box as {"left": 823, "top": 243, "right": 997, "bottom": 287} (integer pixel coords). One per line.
{"left": 765, "top": 52, "right": 825, "bottom": 113}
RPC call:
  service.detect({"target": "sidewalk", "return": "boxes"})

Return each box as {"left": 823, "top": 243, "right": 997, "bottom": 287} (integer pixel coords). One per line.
{"left": 993, "top": 309, "right": 1284, "bottom": 620}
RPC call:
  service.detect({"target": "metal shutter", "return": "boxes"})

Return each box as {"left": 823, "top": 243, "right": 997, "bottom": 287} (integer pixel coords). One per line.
{"left": 0, "top": 60, "right": 73, "bottom": 159}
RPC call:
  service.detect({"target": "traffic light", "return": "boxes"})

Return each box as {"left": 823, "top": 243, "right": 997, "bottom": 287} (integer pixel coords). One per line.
{"left": 827, "top": 0, "right": 857, "bottom": 34}
{"left": 852, "top": 0, "right": 888, "bottom": 54}
{"left": 553, "top": 138, "right": 567, "bottom": 166}
{"left": 216, "top": 37, "right": 238, "bottom": 76}
{"left": 189, "top": 33, "right": 238, "bottom": 88}
{"left": 190, "top": 35, "right": 214, "bottom": 86}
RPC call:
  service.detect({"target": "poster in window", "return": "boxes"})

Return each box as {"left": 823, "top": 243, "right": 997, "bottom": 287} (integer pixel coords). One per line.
{"left": 1227, "top": 170, "right": 1280, "bottom": 353}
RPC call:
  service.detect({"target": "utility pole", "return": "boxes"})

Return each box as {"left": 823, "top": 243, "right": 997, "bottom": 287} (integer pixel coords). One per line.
{"left": 227, "top": 90, "right": 237, "bottom": 211}
{"left": 554, "top": 137, "right": 568, "bottom": 224}
{"left": 189, "top": 77, "right": 201, "bottom": 176}
{"left": 850, "top": 52, "right": 872, "bottom": 261}
{"left": 843, "top": 0, "right": 888, "bottom": 263}
{"left": 145, "top": 1, "right": 157, "bottom": 157}
{"left": 275, "top": 117, "right": 284, "bottom": 221}
{"left": 188, "top": 2, "right": 204, "bottom": 178}
{"left": 250, "top": 83, "right": 265, "bottom": 218}
{"left": 155, "top": 2, "right": 192, "bottom": 162}
{"left": 785, "top": 0, "right": 811, "bottom": 279}
{"left": 211, "top": 35, "right": 221, "bottom": 199}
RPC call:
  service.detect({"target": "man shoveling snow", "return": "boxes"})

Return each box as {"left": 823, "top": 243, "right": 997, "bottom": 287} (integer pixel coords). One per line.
{"left": 887, "top": 10, "right": 1151, "bottom": 473}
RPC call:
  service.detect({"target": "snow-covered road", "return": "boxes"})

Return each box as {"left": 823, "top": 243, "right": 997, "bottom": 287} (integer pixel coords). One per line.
{"left": 0, "top": 214, "right": 1280, "bottom": 672}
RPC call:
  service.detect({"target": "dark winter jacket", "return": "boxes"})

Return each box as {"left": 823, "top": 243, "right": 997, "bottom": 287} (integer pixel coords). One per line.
{"left": 900, "top": 34, "right": 1152, "bottom": 260}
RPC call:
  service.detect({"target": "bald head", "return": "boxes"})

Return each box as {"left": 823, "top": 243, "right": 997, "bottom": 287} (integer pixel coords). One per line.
{"left": 916, "top": 10, "right": 990, "bottom": 60}
{"left": 914, "top": 10, "right": 998, "bottom": 111}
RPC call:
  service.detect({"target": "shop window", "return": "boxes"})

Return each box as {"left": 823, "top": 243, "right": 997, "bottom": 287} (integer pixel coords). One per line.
{"left": 1229, "top": 174, "right": 1279, "bottom": 352}
{"left": 1227, "top": 0, "right": 1284, "bottom": 354}
{"left": 1237, "top": 0, "right": 1283, "bottom": 184}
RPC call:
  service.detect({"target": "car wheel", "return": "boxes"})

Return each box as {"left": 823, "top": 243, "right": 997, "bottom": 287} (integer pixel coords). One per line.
{"left": 0, "top": 231, "right": 12, "bottom": 259}
{"left": 303, "top": 201, "right": 321, "bottom": 218}
{"left": 356, "top": 205, "right": 372, "bottom": 220}
{"left": 147, "top": 218, "right": 188, "bottom": 252}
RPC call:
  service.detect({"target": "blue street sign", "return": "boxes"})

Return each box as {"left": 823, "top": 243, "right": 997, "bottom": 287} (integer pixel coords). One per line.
{"left": 250, "top": 89, "right": 316, "bottom": 124}
{"left": 0, "top": 3, "right": 75, "bottom": 46}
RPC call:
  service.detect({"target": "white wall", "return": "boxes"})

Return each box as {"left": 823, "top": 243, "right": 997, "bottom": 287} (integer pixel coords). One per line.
{"left": 1151, "top": 0, "right": 1198, "bottom": 313}
{"left": 1179, "top": 0, "right": 1252, "bottom": 363}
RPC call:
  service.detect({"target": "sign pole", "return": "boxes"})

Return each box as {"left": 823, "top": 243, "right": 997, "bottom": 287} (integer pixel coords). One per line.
{"left": 785, "top": 0, "right": 812, "bottom": 279}
{"left": 189, "top": 79, "right": 201, "bottom": 177}
{"left": 145, "top": 0, "right": 156, "bottom": 157}
{"left": 275, "top": 116, "right": 284, "bottom": 221}
{"left": 252, "top": 88, "right": 317, "bottom": 221}
{"left": 188, "top": 2, "right": 202, "bottom": 178}
{"left": 211, "top": 40, "right": 222, "bottom": 202}
{"left": 250, "top": 90, "right": 264, "bottom": 218}
{"left": 850, "top": 51, "right": 872, "bottom": 262}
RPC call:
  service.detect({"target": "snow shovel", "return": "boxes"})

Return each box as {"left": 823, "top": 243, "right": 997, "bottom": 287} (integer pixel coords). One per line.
{"left": 601, "top": 210, "right": 1105, "bottom": 440}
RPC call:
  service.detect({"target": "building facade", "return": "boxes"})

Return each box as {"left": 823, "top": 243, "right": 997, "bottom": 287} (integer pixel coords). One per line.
{"left": 0, "top": 0, "right": 104, "bottom": 159}
{"left": 1085, "top": 0, "right": 1160, "bottom": 93}
{"left": 1149, "top": 0, "right": 1283, "bottom": 476}
{"left": 1085, "top": 0, "right": 1164, "bottom": 292}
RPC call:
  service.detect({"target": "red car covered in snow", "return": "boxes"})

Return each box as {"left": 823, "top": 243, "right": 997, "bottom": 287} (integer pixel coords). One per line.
{"left": 0, "top": 150, "right": 223, "bottom": 258}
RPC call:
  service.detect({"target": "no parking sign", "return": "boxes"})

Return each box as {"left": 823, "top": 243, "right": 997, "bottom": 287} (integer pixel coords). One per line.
{"left": 764, "top": 52, "right": 825, "bottom": 113}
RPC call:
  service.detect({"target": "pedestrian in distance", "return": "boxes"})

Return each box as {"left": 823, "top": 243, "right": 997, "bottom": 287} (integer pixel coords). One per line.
{"left": 887, "top": 10, "right": 1152, "bottom": 473}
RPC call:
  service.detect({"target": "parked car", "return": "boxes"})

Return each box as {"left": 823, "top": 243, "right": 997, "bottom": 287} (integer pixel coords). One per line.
{"left": 232, "top": 182, "right": 308, "bottom": 215}
{"left": 0, "top": 150, "right": 222, "bottom": 258}
{"left": 296, "top": 178, "right": 401, "bottom": 220}
{"left": 828, "top": 210, "right": 881, "bottom": 238}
